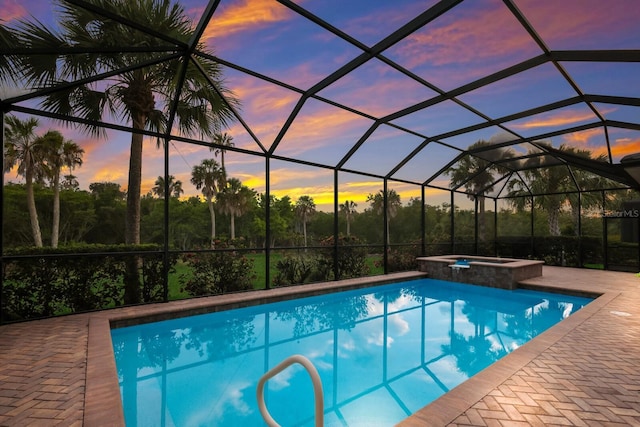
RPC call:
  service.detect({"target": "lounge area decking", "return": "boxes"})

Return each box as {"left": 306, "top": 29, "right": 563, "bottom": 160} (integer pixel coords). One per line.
{"left": 1, "top": 266, "right": 640, "bottom": 426}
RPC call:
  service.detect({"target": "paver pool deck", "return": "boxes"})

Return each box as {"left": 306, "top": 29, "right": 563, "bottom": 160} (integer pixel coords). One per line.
{"left": 1, "top": 266, "right": 639, "bottom": 426}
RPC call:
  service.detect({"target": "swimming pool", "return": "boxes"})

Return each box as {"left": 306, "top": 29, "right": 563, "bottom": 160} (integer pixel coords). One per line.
{"left": 110, "top": 278, "right": 592, "bottom": 427}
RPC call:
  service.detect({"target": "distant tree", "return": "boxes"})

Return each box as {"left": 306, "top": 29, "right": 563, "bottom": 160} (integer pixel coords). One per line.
{"left": 152, "top": 175, "right": 184, "bottom": 199}
{"left": 562, "top": 147, "right": 609, "bottom": 235}
{"left": 251, "top": 194, "right": 294, "bottom": 247}
{"left": 367, "top": 189, "right": 401, "bottom": 244}
{"left": 340, "top": 200, "right": 358, "bottom": 236}
{"left": 40, "top": 131, "right": 84, "bottom": 247}
{"left": 217, "top": 178, "right": 255, "bottom": 239}
{"left": 90, "top": 182, "right": 126, "bottom": 204}
{"left": 4, "top": 115, "right": 44, "bottom": 247}
{"left": 191, "top": 159, "right": 225, "bottom": 247}
{"left": 506, "top": 143, "right": 603, "bottom": 236}
{"left": 446, "top": 140, "right": 513, "bottom": 241}
{"left": 295, "top": 196, "right": 316, "bottom": 247}
{"left": 87, "top": 182, "right": 126, "bottom": 243}
{"left": 61, "top": 174, "right": 80, "bottom": 191}
{"left": 211, "top": 132, "right": 234, "bottom": 177}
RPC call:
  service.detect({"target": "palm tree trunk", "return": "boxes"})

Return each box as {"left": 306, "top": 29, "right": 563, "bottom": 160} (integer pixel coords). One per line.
{"left": 478, "top": 196, "right": 485, "bottom": 242}
{"left": 207, "top": 197, "right": 216, "bottom": 248}
{"left": 303, "top": 218, "right": 308, "bottom": 247}
{"left": 571, "top": 204, "right": 580, "bottom": 236}
{"left": 51, "top": 171, "right": 60, "bottom": 248}
{"left": 548, "top": 207, "right": 561, "bottom": 236}
{"left": 230, "top": 214, "right": 235, "bottom": 240}
{"left": 386, "top": 218, "right": 390, "bottom": 245}
{"left": 346, "top": 216, "right": 351, "bottom": 236}
{"left": 126, "top": 129, "right": 143, "bottom": 245}
{"left": 25, "top": 170, "right": 43, "bottom": 247}
{"left": 124, "top": 118, "right": 144, "bottom": 305}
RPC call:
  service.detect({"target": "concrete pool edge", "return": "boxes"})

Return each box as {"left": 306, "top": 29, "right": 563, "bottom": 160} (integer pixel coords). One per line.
{"left": 83, "top": 271, "right": 427, "bottom": 426}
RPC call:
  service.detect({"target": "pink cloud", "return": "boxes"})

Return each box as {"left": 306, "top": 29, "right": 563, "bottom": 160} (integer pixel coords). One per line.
{"left": 0, "top": 0, "right": 27, "bottom": 21}
{"left": 278, "top": 103, "right": 373, "bottom": 157}
{"left": 319, "top": 60, "right": 436, "bottom": 117}
{"left": 392, "top": 0, "right": 536, "bottom": 70}
{"left": 515, "top": 0, "right": 640, "bottom": 49}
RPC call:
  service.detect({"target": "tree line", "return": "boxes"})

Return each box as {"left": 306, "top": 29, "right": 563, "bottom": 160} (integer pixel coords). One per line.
{"left": 445, "top": 139, "right": 633, "bottom": 238}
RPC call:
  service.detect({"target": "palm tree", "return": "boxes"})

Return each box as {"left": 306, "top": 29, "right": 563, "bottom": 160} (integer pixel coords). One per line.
{"left": 339, "top": 200, "right": 357, "bottom": 236}
{"left": 4, "top": 0, "right": 238, "bottom": 303}
{"left": 191, "top": 159, "right": 225, "bottom": 248}
{"left": 152, "top": 175, "right": 183, "bottom": 199}
{"left": 367, "top": 189, "right": 401, "bottom": 244}
{"left": 39, "top": 131, "right": 84, "bottom": 247}
{"left": 508, "top": 144, "right": 611, "bottom": 236}
{"left": 507, "top": 144, "right": 577, "bottom": 236}
{"left": 446, "top": 140, "right": 513, "bottom": 241}
{"left": 561, "top": 147, "right": 608, "bottom": 235}
{"left": 295, "top": 195, "right": 316, "bottom": 247}
{"left": 217, "top": 178, "right": 255, "bottom": 239}
{"left": 211, "top": 132, "right": 234, "bottom": 178}
{"left": 0, "top": 26, "right": 19, "bottom": 82}
{"left": 3, "top": 115, "right": 44, "bottom": 247}
{"left": 61, "top": 174, "right": 80, "bottom": 191}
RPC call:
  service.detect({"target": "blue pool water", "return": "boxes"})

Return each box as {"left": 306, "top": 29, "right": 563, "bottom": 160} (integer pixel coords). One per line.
{"left": 111, "top": 279, "right": 592, "bottom": 427}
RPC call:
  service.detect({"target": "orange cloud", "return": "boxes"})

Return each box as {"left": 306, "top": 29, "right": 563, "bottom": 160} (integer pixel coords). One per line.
{"left": 591, "top": 137, "right": 640, "bottom": 162}
{"left": 512, "top": 110, "right": 597, "bottom": 130}
{"left": 89, "top": 163, "right": 127, "bottom": 185}
{"left": 201, "top": 0, "right": 292, "bottom": 41}
{"left": 560, "top": 128, "right": 603, "bottom": 146}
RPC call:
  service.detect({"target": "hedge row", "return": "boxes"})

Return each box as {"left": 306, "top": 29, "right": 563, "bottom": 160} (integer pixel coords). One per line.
{"left": 2, "top": 245, "right": 174, "bottom": 321}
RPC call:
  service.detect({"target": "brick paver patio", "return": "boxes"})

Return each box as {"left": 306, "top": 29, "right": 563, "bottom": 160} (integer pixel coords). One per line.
{"left": 1, "top": 267, "right": 639, "bottom": 426}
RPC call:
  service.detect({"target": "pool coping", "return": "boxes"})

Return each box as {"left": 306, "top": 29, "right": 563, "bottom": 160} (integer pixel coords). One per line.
{"left": 84, "top": 270, "right": 615, "bottom": 426}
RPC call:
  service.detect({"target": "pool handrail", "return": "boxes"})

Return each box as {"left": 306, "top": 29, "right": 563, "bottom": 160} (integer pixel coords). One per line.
{"left": 257, "top": 354, "right": 324, "bottom": 427}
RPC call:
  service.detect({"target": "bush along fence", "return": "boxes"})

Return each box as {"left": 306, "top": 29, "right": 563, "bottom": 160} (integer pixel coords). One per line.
{"left": 1, "top": 244, "right": 176, "bottom": 322}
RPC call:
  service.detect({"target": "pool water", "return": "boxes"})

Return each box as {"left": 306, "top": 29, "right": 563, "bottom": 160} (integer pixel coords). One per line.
{"left": 111, "top": 279, "right": 592, "bottom": 427}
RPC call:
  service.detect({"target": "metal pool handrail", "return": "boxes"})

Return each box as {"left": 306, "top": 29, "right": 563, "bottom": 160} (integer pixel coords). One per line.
{"left": 256, "top": 354, "right": 324, "bottom": 427}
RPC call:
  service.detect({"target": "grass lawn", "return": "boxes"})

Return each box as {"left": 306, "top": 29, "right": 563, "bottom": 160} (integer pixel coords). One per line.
{"left": 246, "top": 251, "right": 283, "bottom": 289}
{"left": 583, "top": 263, "right": 604, "bottom": 269}
{"left": 168, "top": 261, "right": 192, "bottom": 300}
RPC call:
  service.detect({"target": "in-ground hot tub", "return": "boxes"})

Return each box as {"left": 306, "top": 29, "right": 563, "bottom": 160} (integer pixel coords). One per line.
{"left": 416, "top": 255, "right": 544, "bottom": 290}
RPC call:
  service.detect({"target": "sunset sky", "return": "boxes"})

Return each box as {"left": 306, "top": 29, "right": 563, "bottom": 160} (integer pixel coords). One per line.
{"left": 2, "top": 0, "right": 639, "bottom": 211}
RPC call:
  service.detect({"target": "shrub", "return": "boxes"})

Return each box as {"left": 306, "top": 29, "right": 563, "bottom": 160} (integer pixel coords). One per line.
{"left": 382, "top": 246, "right": 419, "bottom": 273}
{"left": 273, "top": 255, "right": 316, "bottom": 286}
{"left": 2, "top": 244, "right": 173, "bottom": 321}
{"left": 180, "top": 249, "right": 255, "bottom": 296}
{"left": 316, "top": 235, "right": 370, "bottom": 281}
